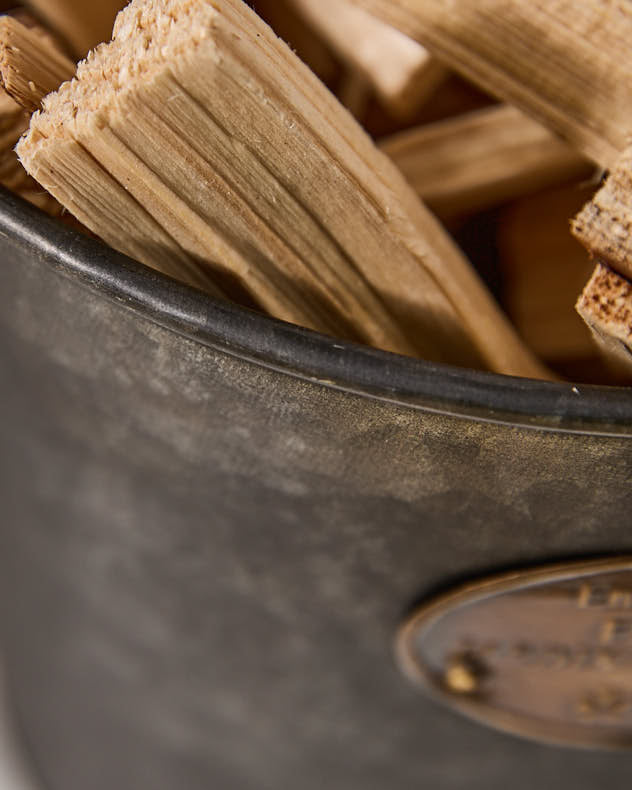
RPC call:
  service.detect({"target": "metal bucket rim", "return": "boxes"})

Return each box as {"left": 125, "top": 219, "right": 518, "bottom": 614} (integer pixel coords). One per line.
{"left": 2, "top": 189, "right": 631, "bottom": 436}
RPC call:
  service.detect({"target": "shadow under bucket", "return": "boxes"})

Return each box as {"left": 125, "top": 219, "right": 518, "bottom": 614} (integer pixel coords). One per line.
{"left": 0, "top": 189, "right": 631, "bottom": 789}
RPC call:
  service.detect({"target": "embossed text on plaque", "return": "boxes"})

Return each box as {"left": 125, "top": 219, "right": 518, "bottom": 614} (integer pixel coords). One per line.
{"left": 397, "top": 558, "right": 632, "bottom": 749}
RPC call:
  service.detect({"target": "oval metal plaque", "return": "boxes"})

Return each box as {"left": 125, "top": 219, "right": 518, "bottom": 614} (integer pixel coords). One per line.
{"left": 397, "top": 558, "right": 632, "bottom": 750}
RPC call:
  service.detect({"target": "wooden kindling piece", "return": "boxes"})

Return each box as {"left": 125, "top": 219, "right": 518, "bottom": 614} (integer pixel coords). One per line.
{"left": 289, "top": 0, "right": 446, "bottom": 119}
{"left": 17, "top": 0, "right": 549, "bottom": 378}
{"left": 0, "top": 89, "right": 62, "bottom": 214}
{"left": 575, "top": 263, "right": 632, "bottom": 370}
{"left": 350, "top": 0, "right": 632, "bottom": 368}
{"left": 572, "top": 145, "right": 632, "bottom": 364}
{"left": 380, "top": 104, "right": 591, "bottom": 218}
{"left": 349, "top": 0, "right": 632, "bottom": 170}
{"left": 0, "top": 15, "right": 75, "bottom": 112}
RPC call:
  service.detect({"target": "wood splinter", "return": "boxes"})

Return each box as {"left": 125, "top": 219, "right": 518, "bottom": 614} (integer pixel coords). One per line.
{"left": 17, "top": 0, "right": 549, "bottom": 378}
{"left": 0, "top": 15, "right": 75, "bottom": 112}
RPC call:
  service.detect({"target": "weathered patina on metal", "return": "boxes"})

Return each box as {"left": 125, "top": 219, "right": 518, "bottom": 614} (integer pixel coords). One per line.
{"left": 0, "top": 188, "right": 632, "bottom": 788}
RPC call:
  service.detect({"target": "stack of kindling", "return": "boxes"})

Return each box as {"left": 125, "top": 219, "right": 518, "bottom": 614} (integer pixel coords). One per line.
{"left": 15, "top": 0, "right": 548, "bottom": 377}
{"left": 349, "top": 0, "right": 632, "bottom": 372}
{"left": 6, "top": 0, "right": 632, "bottom": 381}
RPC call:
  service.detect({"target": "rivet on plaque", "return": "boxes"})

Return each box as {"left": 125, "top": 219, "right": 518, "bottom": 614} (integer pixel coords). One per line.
{"left": 396, "top": 557, "right": 632, "bottom": 750}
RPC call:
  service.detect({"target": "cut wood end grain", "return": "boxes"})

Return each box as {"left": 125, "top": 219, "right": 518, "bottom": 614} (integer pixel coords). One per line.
{"left": 572, "top": 151, "right": 632, "bottom": 281}
{"left": 577, "top": 262, "right": 632, "bottom": 369}
{"left": 21, "top": 1, "right": 221, "bottom": 144}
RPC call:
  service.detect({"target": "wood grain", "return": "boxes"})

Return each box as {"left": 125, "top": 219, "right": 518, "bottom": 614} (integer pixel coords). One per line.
{"left": 0, "top": 90, "right": 61, "bottom": 214}
{"left": 381, "top": 104, "right": 592, "bottom": 217}
{"left": 576, "top": 263, "right": 632, "bottom": 370}
{"left": 17, "top": 0, "right": 548, "bottom": 377}
{"left": 349, "top": 0, "right": 632, "bottom": 169}
{"left": 290, "top": 0, "right": 445, "bottom": 119}
{"left": 0, "top": 16, "right": 75, "bottom": 112}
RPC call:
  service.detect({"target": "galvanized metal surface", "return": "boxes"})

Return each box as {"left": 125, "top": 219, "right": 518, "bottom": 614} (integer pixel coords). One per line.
{"left": 0, "top": 191, "right": 631, "bottom": 788}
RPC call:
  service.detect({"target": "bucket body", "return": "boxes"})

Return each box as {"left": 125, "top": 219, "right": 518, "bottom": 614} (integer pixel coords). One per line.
{"left": 0, "top": 192, "right": 631, "bottom": 789}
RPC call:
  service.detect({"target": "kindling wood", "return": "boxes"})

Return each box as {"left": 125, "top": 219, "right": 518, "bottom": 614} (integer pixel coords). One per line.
{"left": 381, "top": 104, "right": 591, "bottom": 218}
{"left": 576, "top": 263, "right": 632, "bottom": 368}
{"left": 0, "top": 90, "right": 61, "bottom": 214}
{"left": 349, "top": 0, "right": 632, "bottom": 170}
{"left": 351, "top": 0, "right": 632, "bottom": 366}
{"left": 18, "top": 0, "right": 548, "bottom": 377}
{"left": 0, "top": 15, "right": 75, "bottom": 112}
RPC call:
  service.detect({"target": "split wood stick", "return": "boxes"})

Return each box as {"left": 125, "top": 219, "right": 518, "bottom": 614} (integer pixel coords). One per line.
{"left": 18, "top": 0, "right": 548, "bottom": 377}
{"left": 0, "top": 16, "right": 75, "bottom": 112}
{"left": 24, "top": 0, "right": 126, "bottom": 56}
{"left": 381, "top": 105, "right": 592, "bottom": 218}
{"left": 349, "top": 0, "right": 632, "bottom": 170}
{"left": 289, "top": 0, "right": 446, "bottom": 119}
{"left": 576, "top": 263, "right": 632, "bottom": 369}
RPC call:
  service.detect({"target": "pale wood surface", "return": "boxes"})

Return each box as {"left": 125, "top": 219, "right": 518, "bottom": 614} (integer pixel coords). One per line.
{"left": 290, "top": 0, "right": 446, "bottom": 118}
{"left": 350, "top": 0, "right": 632, "bottom": 169}
{"left": 381, "top": 105, "right": 592, "bottom": 217}
{"left": 0, "top": 16, "right": 75, "bottom": 112}
{"left": 24, "top": 0, "right": 126, "bottom": 55}
{"left": 18, "top": 0, "right": 548, "bottom": 377}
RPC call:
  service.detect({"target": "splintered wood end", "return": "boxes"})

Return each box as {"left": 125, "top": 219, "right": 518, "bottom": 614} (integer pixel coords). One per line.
{"left": 577, "top": 262, "right": 632, "bottom": 368}
{"left": 572, "top": 147, "right": 632, "bottom": 281}
{"left": 18, "top": 0, "right": 219, "bottom": 156}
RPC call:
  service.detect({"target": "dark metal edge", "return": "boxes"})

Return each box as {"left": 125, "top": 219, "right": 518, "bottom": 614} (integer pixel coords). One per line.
{"left": 1, "top": 188, "right": 631, "bottom": 435}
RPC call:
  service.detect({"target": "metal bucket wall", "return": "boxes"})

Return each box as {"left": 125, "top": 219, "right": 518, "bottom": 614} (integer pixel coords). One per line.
{"left": 0, "top": 192, "right": 631, "bottom": 789}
